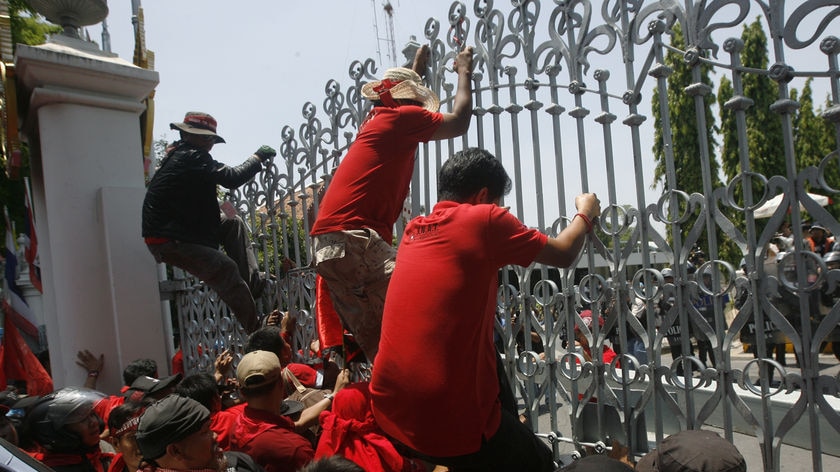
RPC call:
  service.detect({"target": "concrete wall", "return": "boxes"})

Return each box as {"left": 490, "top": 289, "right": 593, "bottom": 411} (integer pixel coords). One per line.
{"left": 15, "top": 36, "right": 164, "bottom": 392}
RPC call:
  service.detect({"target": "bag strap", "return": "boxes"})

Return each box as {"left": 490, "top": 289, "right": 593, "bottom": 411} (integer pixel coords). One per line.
{"left": 282, "top": 367, "right": 307, "bottom": 394}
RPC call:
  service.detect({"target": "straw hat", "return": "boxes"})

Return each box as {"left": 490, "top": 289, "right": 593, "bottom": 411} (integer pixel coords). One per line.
{"left": 361, "top": 67, "right": 440, "bottom": 112}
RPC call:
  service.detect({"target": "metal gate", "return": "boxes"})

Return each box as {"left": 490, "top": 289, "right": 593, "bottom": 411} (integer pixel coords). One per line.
{"left": 171, "top": 1, "right": 840, "bottom": 470}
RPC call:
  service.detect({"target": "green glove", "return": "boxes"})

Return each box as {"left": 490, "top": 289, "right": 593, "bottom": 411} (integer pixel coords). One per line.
{"left": 255, "top": 145, "right": 276, "bottom": 162}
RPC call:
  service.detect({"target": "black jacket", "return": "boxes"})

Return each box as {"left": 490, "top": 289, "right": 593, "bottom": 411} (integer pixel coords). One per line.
{"left": 142, "top": 141, "right": 263, "bottom": 248}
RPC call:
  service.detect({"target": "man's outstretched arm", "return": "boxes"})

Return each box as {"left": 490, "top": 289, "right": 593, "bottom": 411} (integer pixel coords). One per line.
{"left": 534, "top": 193, "right": 601, "bottom": 268}
{"left": 432, "top": 46, "right": 475, "bottom": 140}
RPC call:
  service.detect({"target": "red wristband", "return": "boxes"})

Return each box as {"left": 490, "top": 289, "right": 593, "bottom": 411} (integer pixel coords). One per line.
{"left": 575, "top": 213, "right": 593, "bottom": 233}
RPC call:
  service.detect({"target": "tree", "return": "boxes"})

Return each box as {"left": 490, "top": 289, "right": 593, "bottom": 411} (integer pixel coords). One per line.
{"left": 651, "top": 23, "right": 724, "bottom": 259}
{"left": 0, "top": 1, "right": 61, "bottom": 244}
{"left": 794, "top": 80, "right": 840, "bottom": 215}
{"left": 9, "top": 0, "right": 61, "bottom": 47}
{"left": 652, "top": 24, "right": 719, "bottom": 196}
{"left": 717, "top": 76, "right": 737, "bottom": 180}
{"left": 740, "top": 19, "right": 784, "bottom": 180}
{"left": 716, "top": 18, "right": 786, "bottom": 261}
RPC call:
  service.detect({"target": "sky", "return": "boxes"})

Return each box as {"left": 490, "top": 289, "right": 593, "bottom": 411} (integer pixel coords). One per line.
{"left": 78, "top": 1, "right": 838, "bottom": 229}
{"left": 90, "top": 0, "right": 460, "bottom": 167}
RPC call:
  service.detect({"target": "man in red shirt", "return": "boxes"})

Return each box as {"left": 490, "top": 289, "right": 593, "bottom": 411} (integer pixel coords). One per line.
{"left": 310, "top": 44, "right": 475, "bottom": 362}
{"left": 371, "top": 148, "right": 601, "bottom": 471}
{"left": 223, "top": 350, "right": 316, "bottom": 472}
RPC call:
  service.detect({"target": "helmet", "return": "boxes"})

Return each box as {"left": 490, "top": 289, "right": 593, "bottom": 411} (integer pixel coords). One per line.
{"left": 661, "top": 267, "right": 674, "bottom": 279}
{"left": 824, "top": 251, "right": 840, "bottom": 265}
{"left": 684, "top": 261, "right": 696, "bottom": 275}
{"left": 24, "top": 387, "right": 106, "bottom": 453}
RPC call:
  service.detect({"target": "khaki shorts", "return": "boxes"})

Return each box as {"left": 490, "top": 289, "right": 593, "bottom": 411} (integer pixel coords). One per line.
{"left": 312, "top": 229, "right": 396, "bottom": 361}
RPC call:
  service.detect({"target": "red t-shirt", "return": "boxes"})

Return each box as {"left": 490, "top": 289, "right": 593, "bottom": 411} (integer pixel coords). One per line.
{"left": 212, "top": 403, "right": 246, "bottom": 450}
{"left": 226, "top": 405, "right": 314, "bottom": 472}
{"left": 310, "top": 106, "right": 443, "bottom": 242}
{"left": 370, "top": 202, "right": 547, "bottom": 457}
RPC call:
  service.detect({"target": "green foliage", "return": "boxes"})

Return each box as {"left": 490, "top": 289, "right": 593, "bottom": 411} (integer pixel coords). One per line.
{"left": 651, "top": 24, "right": 733, "bottom": 263}
{"left": 794, "top": 81, "right": 840, "bottom": 215}
{"left": 740, "top": 19, "right": 784, "bottom": 180}
{"left": 9, "top": 0, "right": 61, "bottom": 48}
{"left": 0, "top": 2, "right": 61, "bottom": 246}
{"left": 256, "top": 215, "right": 308, "bottom": 271}
{"left": 651, "top": 24, "right": 719, "bottom": 195}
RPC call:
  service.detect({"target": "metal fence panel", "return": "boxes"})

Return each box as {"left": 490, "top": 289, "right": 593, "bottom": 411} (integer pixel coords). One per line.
{"left": 171, "top": 1, "right": 840, "bottom": 469}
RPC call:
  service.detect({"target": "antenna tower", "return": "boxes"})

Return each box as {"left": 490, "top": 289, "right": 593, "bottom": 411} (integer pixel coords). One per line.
{"left": 383, "top": 1, "right": 398, "bottom": 67}
{"left": 371, "top": 0, "right": 398, "bottom": 67}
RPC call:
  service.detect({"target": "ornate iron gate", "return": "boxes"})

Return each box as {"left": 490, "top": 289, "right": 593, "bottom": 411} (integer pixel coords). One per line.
{"left": 171, "top": 1, "right": 840, "bottom": 470}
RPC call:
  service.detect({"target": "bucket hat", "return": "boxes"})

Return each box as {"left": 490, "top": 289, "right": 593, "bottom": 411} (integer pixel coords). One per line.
{"left": 170, "top": 111, "right": 226, "bottom": 143}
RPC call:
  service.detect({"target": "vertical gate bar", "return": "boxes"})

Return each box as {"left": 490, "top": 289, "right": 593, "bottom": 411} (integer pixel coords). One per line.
{"left": 723, "top": 37, "right": 779, "bottom": 471}
{"left": 650, "top": 22, "right": 697, "bottom": 430}
{"left": 544, "top": 67, "right": 570, "bottom": 451}
{"left": 769, "top": 29, "right": 825, "bottom": 470}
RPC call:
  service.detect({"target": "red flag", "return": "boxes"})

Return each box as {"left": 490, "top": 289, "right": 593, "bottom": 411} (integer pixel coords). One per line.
{"left": 2, "top": 313, "right": 52, "bottom": 395}
{"left": 0, "top": 339, "right": 6, "bottom": 393}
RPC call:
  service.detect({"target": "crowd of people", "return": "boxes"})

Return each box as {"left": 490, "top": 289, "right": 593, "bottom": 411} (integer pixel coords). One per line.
{"left": 568, "top": 218, "right": 840, "bottom": 378}
{"left": 0, "top": 41, "right": 767, "bottom": 472}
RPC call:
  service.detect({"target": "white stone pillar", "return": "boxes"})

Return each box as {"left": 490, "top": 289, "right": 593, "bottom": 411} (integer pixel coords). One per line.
{"left": 15, "top": 35, "right": 164, "bottom": 392}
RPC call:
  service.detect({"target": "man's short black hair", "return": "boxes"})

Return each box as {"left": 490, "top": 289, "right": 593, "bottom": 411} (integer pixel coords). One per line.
{"left": 298, "top": 456, "right": 364, "bottom": 472}
{"left": 123, "top": 359, "right": 158, "bottom": 386}
{"left": 438, "top": 148, "right": 511, "bottom": 203}
{"left": 244, "top": 326, "right": 285, "bottom": 358}
{"left": 107, "top": 401, "right": 146, "bottom": 435}
{"left": 174, "top": 373, "right": 219, "bottom": 412}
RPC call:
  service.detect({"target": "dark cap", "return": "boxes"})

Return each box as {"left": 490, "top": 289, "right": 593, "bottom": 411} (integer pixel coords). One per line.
{"left": 280, "top": 400, "right": 304, "bottom": 418}
{"left": 636, "top": 430, "right": 746, "bottom": 472}
{"left": 136, "top": 395, "right": 210, "bottom": 461}
{"left": 560, "top": 455, "right": 634, "bottom": 471}
{"left": 125, "top": 374, "right": 182, "bottom": 401}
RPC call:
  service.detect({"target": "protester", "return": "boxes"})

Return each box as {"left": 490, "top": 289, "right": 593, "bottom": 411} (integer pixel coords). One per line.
{"left": 106, "top": 402, "right": 146, "bottom": 472}
{"left": 76, "top": 350, "right": 105, "bottom": 390}
{"left": 244, "top": 325, "right": 339, "bottom": 393}
{"left": 24, "top": 387, "right": 114, "bottom": 472}
{"left": 222, "top": 350, "right": 315, "bottom": 472}
{"left": 635, "top": 429, "right": 746, "bottom": 472}
{"left": 124, "top": 374, "right": 182, "bottom": 404}
{"left": 573, "top": 310, "right": 619, "bottom": 366}
{"left": 142, "top": 111, "right": 276, "bottom": 333}
{"left": 310, "top": 44, "right": 475, "bottom": 361}
{"left": 135, "top": 394, "right": 261, "bottom": 472}
{"left": 0, "top": 401, "right": 19, "bottom": 445}
{"left": 315, "top": 382, "right": 425, "bottom": 472}
{"left": 122, "top": 359, "right": 159, "bottom": 388}
{"left": 371, "top": 148, "right": 600, "bottom": 471}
